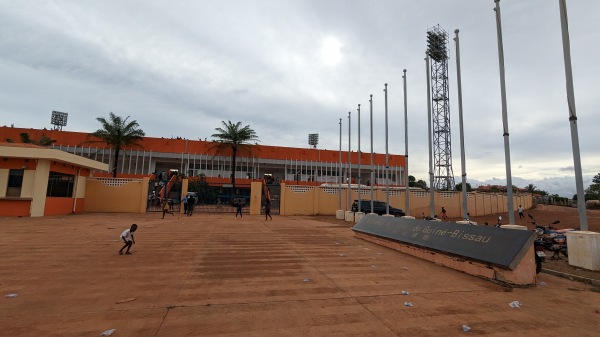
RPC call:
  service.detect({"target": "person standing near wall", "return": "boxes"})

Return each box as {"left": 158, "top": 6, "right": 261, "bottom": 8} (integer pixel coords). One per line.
{"left": 265, "top": 200, "right": 272, "bottom": 220}
{"left": 182, "top": 195, "right": 189, "bottom": 215}
{"left": 187, "top": 195, "right": 195, "bottom": 216}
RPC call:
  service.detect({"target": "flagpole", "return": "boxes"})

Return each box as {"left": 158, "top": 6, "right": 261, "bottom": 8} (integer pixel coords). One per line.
{"left": 559, "top": 0, "right": 587, "bottom": 229}
{"left": 384, "top": 83, "right": 390, "bottom": 215}
{"left": 339, "top": 118, "right": 343, "bottom": 211}
{"left": 369, "top": 94, "right": 375, "bottom": 214}
{"left": 347, "top": 111, "right": 352, "bottom": 211}
{"left": 403, "top": 69, "right": 410, "bottom": 216}
{"left": 357, "top": 104, "right": 362, "bottom": 213}
{"left": 494, "top": 0, "right": 515, "bottom": 225}
{"left": 454, "top": 29, "right": 469, "bottom": 219}
{"left": 426, "top": 53, "right": 435, "bottom": 218}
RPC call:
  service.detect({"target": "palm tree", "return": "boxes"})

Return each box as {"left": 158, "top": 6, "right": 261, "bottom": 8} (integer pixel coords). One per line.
{"left": 86, "top": 112, "right": 145, "bottom": 177}
{"left": 526, "top": 184, "right": 537, "bottom": 194}
{"left": 210, "top": 121, "right": 259, "bottom": 194}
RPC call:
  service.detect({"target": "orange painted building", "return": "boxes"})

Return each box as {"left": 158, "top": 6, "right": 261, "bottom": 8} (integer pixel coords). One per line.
{"left": 0, "top": 126, "right": 406, "bottom": 187}
{"left": 0, "top": 142, "right": 108, "bottom": 217}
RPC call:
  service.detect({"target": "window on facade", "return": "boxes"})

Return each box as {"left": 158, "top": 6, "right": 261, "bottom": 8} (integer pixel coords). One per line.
{"left": 6, "top": 169, "right": 24, "bottom": 197}
{"left": 46, "top": 172, "right": 75, "bottom": 197}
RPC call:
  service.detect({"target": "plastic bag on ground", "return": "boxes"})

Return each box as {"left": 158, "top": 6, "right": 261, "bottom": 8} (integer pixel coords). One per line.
{"left": 100, "top": 328, "right": 116, "bottom": 336}
{"left": 508, "top": 301, "right": 521, "bottom": 308}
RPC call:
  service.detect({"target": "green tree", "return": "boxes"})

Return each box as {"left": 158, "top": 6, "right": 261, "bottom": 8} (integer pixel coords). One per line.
{"left": 210, "top": 121, "right": 259, "bottom": 194}
{"left": 525, "top": 183, "right": 537, "bottom": 193}
{"left": 188, "top": 174, "right": 218, "bottom": 204}
{"left": 585, "top": 173, "right": 600, "bottom": 200}
{"left": 454, "top": 182, "right": 472, "bottom": 192}
{"left": 19, "top": 133, "right": 56, "bottom": 146}
{"left": 408, "top": 175, "right": 427, "bottom": 189}
{"left": 414, "top": 179, "right": 428, "bottom": 189}
{"left": 86, "top": 112, "right": 145, "bottom": 178}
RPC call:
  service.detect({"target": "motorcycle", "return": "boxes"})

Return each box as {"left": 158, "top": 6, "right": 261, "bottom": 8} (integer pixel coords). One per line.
{"left": 528, "top": 214, "right": 572, "bottom": 261}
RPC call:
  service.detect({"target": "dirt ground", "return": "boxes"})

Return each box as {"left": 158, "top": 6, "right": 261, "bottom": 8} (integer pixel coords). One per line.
{"left": 1, "top": 209, "right": 598, "bottom": 336}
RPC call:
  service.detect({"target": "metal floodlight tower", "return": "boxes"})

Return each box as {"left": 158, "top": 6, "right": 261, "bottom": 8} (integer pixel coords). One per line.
{"left": 308, "top": 133, "right": 319, "bottom": 148}
{"left": 50, "top": 110, "right": 68, "bottom": 131}
{"left": 427, "top": 25, "right": 455, "bottom": 191}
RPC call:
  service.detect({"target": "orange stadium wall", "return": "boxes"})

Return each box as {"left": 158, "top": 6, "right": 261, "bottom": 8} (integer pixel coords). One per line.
{"left": 0, "top": 126, "right": 405, "bottom": 169}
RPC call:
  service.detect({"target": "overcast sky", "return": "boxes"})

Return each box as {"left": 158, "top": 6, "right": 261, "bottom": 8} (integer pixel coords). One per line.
{"left": 1, "top": 0, "right": 598, "bottom": 197}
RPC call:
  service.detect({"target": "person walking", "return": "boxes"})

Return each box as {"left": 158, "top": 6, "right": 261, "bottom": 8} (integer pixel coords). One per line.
{"left": 162, "top": 198, "right": 174, "bottom": 218}
{"left": 441, "top": 207, "right": 447, "bottom": 221}
{"left": 495, "top": 216, "right": 503, "bottom": 227}
{"left": 118, "top": 224, "right": 138, "bottom": 255}
{"left": 265, "top": 200, "right": 272, "bottom": 220}
{"left": 518, "top": 205, "right": 524, "bottom": 219}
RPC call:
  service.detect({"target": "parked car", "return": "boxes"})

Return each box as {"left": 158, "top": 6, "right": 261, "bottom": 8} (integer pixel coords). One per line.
{"left": 351, "top": 200, "right": 405, "bottom": 217}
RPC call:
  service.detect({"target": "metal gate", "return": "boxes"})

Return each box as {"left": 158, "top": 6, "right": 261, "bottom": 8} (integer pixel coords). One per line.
{"left": 146, "top": 179, "right": 181, "bottom": 212}
{"left": 265, "top": 184, "right": 280, "bottom": 215}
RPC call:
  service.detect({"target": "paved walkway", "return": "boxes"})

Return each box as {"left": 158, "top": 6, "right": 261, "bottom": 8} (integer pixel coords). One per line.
{"left": 1, "top": 213, "right": 598, "bottom": 336}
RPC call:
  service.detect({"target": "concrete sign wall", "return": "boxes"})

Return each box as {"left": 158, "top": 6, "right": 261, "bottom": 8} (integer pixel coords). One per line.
{"left": 352, "top": 216, "right": 536, "bottom": 270}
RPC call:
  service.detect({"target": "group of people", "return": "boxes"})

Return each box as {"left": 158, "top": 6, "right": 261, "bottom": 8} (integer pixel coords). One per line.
{"left": 182, "top": 195, "right": 196, "bottom": 216}
{"left": 120, "top": 198, "right": 274, "bottom": 255}
{"left": 159, "top": 194, "right": 197, "bottom": 219}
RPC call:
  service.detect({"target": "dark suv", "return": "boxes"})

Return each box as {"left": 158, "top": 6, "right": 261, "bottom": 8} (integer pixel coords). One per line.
{"left": 351, "top": 200, "right": 405, "bottom": 217}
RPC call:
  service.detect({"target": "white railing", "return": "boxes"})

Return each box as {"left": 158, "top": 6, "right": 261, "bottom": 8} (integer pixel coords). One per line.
{"left": 411, "top": 190, "right": 428, "bottom": 198}
{"left": 439, "top": 191, "right": 458, "bottom": 198}
{"left": 321, "top": 187, "right": 339, "bottom": 195}
{"left": 90, "top": 177, "right": 141, "bottom": 187}
{"left": 287, "top": 185, "right": 315, "bottom": 193}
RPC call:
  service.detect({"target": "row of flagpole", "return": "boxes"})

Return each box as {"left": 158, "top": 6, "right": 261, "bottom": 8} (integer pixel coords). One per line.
{"left": 336, "top": 0, "right": 587, "bottom": 229}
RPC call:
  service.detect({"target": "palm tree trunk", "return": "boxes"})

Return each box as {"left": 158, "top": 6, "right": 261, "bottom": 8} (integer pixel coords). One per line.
{"left": 113, "top": 148, "right": 120, "bottom": 178}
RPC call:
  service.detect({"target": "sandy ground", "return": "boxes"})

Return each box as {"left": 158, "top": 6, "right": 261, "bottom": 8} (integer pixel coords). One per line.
{"left": 1, "top": 209, "right": 598, "bottom": 337}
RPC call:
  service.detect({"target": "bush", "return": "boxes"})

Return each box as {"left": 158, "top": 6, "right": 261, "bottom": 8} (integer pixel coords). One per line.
{"left": 585, "top": 200, "right": 600, "bottom": 210}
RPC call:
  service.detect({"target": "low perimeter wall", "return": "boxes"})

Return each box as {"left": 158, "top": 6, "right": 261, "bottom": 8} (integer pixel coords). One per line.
{"left": 84, "top": 177, "right": 148, "bottom": 213}
{"left": 279, "top": 183, "right": 533, "bottom": 219}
